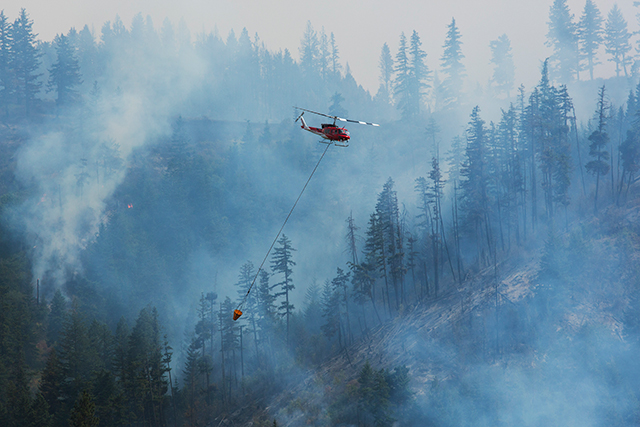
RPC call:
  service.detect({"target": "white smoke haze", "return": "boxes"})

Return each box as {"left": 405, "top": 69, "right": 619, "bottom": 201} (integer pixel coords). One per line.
{"left": 14, "top": 41, "right": 208, "bottom": 287}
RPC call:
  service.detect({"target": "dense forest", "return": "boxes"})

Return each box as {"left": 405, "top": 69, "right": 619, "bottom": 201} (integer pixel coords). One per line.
{"left": 2, "top": 0, "right": 640, "bottom": 425}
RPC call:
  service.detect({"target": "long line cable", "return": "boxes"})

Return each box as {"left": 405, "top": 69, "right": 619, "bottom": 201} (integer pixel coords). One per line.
{"left": 235, "top": 142, "right": 332, "bottom": 317}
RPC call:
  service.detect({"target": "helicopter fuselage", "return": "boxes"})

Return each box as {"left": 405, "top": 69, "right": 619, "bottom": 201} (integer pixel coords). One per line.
{"left": 298, "top": 114, "right": 350, "bottom": 142}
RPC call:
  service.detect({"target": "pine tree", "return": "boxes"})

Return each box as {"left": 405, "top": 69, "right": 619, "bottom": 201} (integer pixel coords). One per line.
{"left": 440, "top": 18, "right": 465, "bottom": 106}
{"left": 429, "top": 156, "right": 446, "bottom": 296}
{"left": 393, "top": 32, "right": 411, "bottom": 119}
{"left": 489, "top": 34, "right": 515, "bottom": 98}
{"left": 320, "top": 279, "right": 340, "bottom": 343}
{"left": 48, "top": 33, "right": 82, "bottom": 108}
{"left": 127, "top": 306, "right": 168, "bottom": 426}
{"left": 361, "top": 212, "right": 388, "bottom": 316}
{"left": 329, "top": 32, "right": 341, "bottom": 77}
{"left": 318, "top": 27, "right": 330, "bottom": 80}
{"left": 299, "top": 21, "right": 318, "bottom": 77}
{"left": 29, "top": 393, "right": 53, "bottom": 427}
{"left": 68, "top": 390, "right": 99, "bottom": 427}
{"left": 39, "top": 349, "right": 65, "bottom": 425}
{"left": 77, "top": 25, "right": 97, "bottom": 87}
{"left": 331, "top": 267, "right": 352, "bottom": 347}
{"left": 585, "top": 85, "right": 610, "bottom": 213}
{"left": 460, "top": 106, "right": 490, "bottom": 250}
{"left": 271, "top": 234, "right": 296, "bottom": 344}
{"left": 378, "top": 43, "right": 393, "bottom": 103}
{"left": 375, "top": 178, "right": 405, "bottom": 310}
{"left": 47, "top": 289, "right": 67, "bottom": 345}
{"left": 546, "top": 0, "right": 579, "bottom": 82}
{"left": 604, "top": 4, "right": 632, "bottom": 77}
{"left": 577, "top": 0, "right": 603, "bottom": 80}
{"left": 408, "top": 30, "right": 430, "bottom": 116}
{"left": 57, "top": 306, "right": 96, "bottom": 401}
{"left": 0, "top": 11, "right": 11, "bottom": 116}
{"left": 10, "top": 9, "right": 41, "bottom": 116}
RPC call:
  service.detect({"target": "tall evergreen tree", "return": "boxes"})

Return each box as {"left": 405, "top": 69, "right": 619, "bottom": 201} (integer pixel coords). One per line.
{"left": 271, "top": 234, "right": 296, "bottom": 344}
{"left": 577, "top": 0, "right": 603, "bottom": 80}
{"left": 299, "top": 21, "right": 319, "bottom": 78}
{"left": 375, "top": 178, "right": 405, "bottom": 310}
{"left": 408, "top": 30, "right": 430, "bottom": 116}
{"left": 394, "top": 31, "right": 430, "bottom": 119}
{"left": 47, "top": 289, "right": 67, "bottom": 345}
{"left": 546, "top": 0, "right": 579, "bottom": 82}
{"left": 377, "top": 43, "right": 393, "bottom": 104}
{"left": 489, "top": 34, "right": 515, "bottom": 98}
{"left": 393, "top": 32, "right": 411, "bottom": 119}
{"left": 10, "top": 8, "right": 42, "bottom": 116}
{"left": 585, "top": 85, "right": 610, "bottom": 213}
{"left": 329, "top": 32, "right": 341, "bottom": 77}
{"left": 68, "top": 390, "right": 99, "bottom": 427}
{"left": 604, "top": 4, "right": 632, "bottom": 77}
{"left": 48, "top": 33, "right": 82, "bottom": 108}
{"left": 440, "top": 18, "right": 465, "bottom": 106}
{"left": 0, "top": 11, "right": 11, "bottom": 116}
{"left": 460, "top": 106, "right": 491, "bottom": 260}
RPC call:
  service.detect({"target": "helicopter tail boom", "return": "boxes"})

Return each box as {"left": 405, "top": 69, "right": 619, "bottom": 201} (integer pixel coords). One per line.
{"left": 295, "top": 111, "right": 310, "bottom": 130}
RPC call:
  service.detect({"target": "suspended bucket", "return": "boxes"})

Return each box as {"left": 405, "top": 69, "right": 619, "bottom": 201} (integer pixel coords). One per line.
{"left": 233, "top": 309, "right": 243, "bottom": 321}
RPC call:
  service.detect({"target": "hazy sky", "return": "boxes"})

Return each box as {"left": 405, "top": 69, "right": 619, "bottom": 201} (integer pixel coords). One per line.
{"left": 4, "top": 0, "right": 637, "bottom": 93}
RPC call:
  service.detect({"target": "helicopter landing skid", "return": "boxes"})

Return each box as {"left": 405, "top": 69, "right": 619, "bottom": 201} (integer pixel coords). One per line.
{"left": 334, "top": 142, "right": 349, "bottom": 147}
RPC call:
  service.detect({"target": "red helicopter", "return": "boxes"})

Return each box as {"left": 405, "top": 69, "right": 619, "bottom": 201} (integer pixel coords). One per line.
{"left": 294, "top": 107, "right": 379, "bottom": 147}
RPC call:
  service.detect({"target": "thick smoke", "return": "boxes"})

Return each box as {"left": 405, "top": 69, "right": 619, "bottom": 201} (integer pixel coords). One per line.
{"left": 14, "top": 34, "right": 207, "bottom": 287}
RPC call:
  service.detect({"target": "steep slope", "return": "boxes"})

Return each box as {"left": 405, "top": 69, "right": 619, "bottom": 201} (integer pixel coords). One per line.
{"left": 234, "top": 201, "right": 640, "bottom": 427}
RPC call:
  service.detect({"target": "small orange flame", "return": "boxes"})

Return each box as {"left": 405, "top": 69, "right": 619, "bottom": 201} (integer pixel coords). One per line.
{"left": 127, "top": 204, "right": 133, "bottom": 209}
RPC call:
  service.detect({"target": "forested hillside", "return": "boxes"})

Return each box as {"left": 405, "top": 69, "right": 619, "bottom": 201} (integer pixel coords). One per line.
{"left": 2, "top": 1, "right": 640, "bottom": 426}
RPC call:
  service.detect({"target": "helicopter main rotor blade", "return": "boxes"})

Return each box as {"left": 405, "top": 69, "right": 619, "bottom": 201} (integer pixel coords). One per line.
{"left": 294, "top": 107, "right": 380, "bottom": 127}
{"left": 294, "top": 107, "right": 337, "bottom": 120}
{"left": 338, "top": 117, "right": 380, "bottom": 127}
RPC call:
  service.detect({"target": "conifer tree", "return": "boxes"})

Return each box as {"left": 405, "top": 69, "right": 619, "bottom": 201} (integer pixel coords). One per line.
{"left": 299, "top": 21, "right": 318, "bottom": 77}
{"left": 271, "top": 234, "right": 296, "bottom": 344}
{"left": 0, "top": 11, "right": 11, "bottom": 116}
{"left": 47, "top": 289, "right": 67, "bottom": 345}
{"left": 329, "top": 92, "right": 347, "bottom": 118}
{"left": 460, "top": 106, "right": 490, "bottom": 252}
{"left": 57, "top": 307, "right": 96, "bottom": 400}
{"left": 48, "top": 33, "right": 82, "bottom": 108}
{"left": 577, "top": 0, "right": 603, "bottom": 80}
{"left": 318, "top": 27, "right": 330, "bottom": 80}
{"left": 77, "top": 25, "right": 97, "bottom": 87}
{"left": 235, "top": 261, "right": 258, "bottom": 359}
{"left": 393, "top": 32, "right": 411, "bottom": 119}
{"left": 331, "top": 267, "right": 352, "bottom": 347}
{"left": 440, "top": 18, "right": 465, "bottom": 106}
{"left": 429, "top": 156, "right": 446, "bottom": 296}
{"left": 127, "top": 307, "right": 168, "bottom": 425}
{"left": 408, "top": 30, "right": 429, "bottom": 116}
{"left": 321, "top": 279, "right": 340, "bottom": 343}
{"left": 10, "top": 8, "right": 42, "bottom": 116}
{"left": 362, "top": 212, "right": 390, "bottom": 315}
{"left": 604, "top": 4, "right": 632, "bottom": 77}
{"left": 489, "top": 34, "right": 515, "bottom": 98}
{"left": 378, "top": 43, "right": 393, "bottom": 103}
{"left": 329, "top": 32, "right": 341, "bottom": 77}
{"left": 375, "top": 178, "right": 405, "bottom": 309}
{"left": 40, "top": 349, "right": 65, "bottom": 425}
{"left": 546, "top": 0, "right": 578, "bottom": 82}
{"left": 68, "top": 390, "right": 99, "bottom": 427}
{"left": 30, "top": 393, "right": 53, "bottom": 427}
{"left": 586, "top": 85, "right": 610, "bottom": 213}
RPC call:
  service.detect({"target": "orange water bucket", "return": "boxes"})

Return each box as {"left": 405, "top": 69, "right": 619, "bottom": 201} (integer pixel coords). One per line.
{"left": 233, "top": 309, "right": 243, "bottom": 321}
